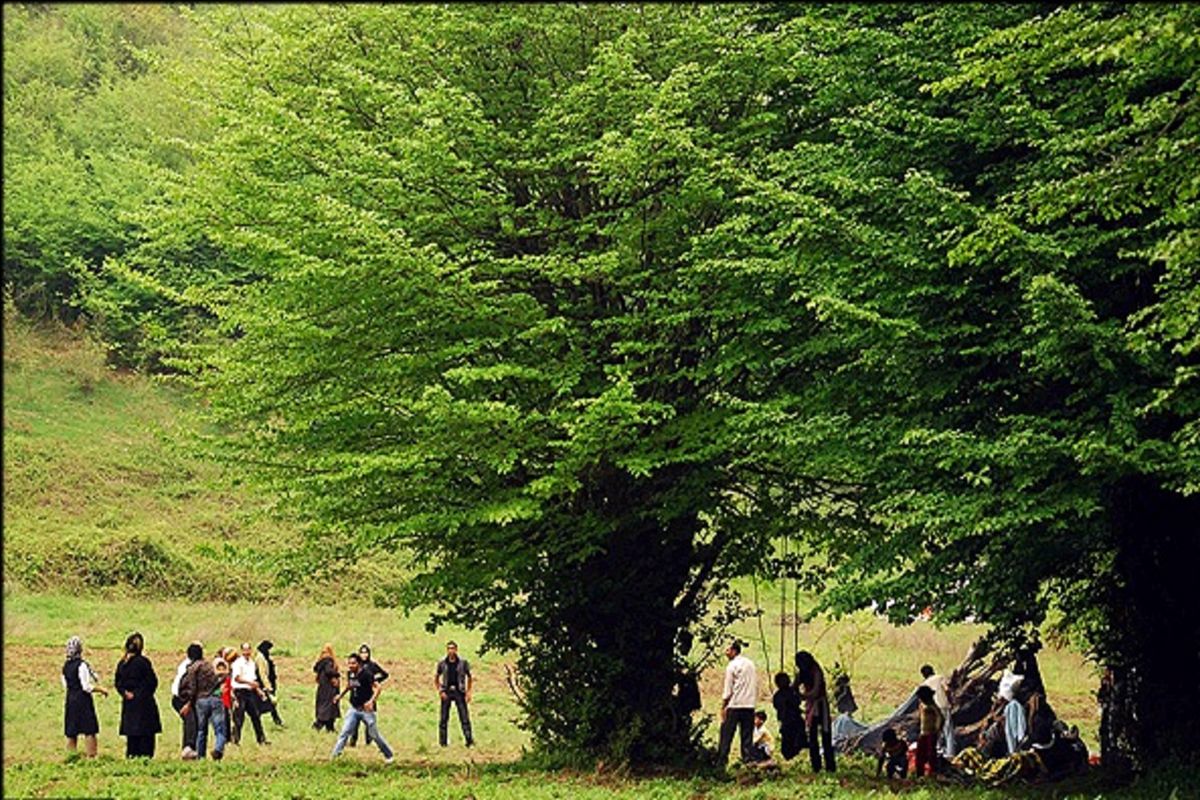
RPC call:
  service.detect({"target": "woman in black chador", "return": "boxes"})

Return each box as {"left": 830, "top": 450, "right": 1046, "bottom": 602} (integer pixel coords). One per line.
{"left": 312, "top": 643, "right": 341, "bottom": 732}
{"left": 114, "top": 632, "right": 162, "bottom": 758}
{"left": 63, "top": 635, "right": 108, "bottom": 757}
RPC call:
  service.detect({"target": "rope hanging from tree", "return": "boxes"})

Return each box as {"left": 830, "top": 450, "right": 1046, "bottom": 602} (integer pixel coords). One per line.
{"left": 751, "top": 574, "right": 772, "bottom": 677}
{"left": 780, "top": 534, "right": 788, "bottom": 671}
{"left": 753, "top": 532, "right": 802, "bottom": 677}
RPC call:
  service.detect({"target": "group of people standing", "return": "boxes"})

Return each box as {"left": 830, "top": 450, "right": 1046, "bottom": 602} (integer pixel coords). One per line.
{"left": 61, "top": 633, "right": 475, "bottom": 763}
{"left": 173, "top": 640, "right": 284, "bottom": 759}
{"left": 715, "top": 640, "right": 838, "bottom": 774}
{"left": 63, "top": 633, "right": 286, "bottom": 761}
{"left": 312, "top": 640, "right": 474, "bottom": 763}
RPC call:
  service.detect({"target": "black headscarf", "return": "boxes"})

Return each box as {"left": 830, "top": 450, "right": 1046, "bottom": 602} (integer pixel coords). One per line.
{"left": 258, "top": 640, "right": 277, "bottom": 689}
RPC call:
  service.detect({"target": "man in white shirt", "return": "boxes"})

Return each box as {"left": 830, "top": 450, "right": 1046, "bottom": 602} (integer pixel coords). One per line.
{"left": 231, "top": 642, "right": 269, "bottom": 746}
{"left": 715, "top": 640, "right": 758, "bottom": 767}
{"left": 919, "top": 664, "right": 955, "bottom": 756}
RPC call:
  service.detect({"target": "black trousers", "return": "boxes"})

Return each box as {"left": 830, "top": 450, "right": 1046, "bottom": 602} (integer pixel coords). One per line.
{"left": 884, "top": 752, "right": 907, "bottom": 778}
{"left": 125, "top": 734, "right": 156, "bottom": 758}
{"left": 439, "top": 691, "right": 473, "bottom": 745}
{"left": 716, "top": 708, "right": 755, "bottom": 765}
{"left": 172, "top": 695, "right": 198, "bottom": 750}
{"left": 806, "top": 716, "right": 836, "bottom": 773}
{"left": 259, "top": 692, "right": 283, "bottom": 724}
{"left": 232, "top": 689, "right": 266, "bottom": 744}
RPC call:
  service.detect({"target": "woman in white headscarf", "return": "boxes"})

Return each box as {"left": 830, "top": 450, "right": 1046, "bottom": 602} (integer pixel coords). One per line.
{"left": 999, "top": 669, "right": 1027, "bottom": 755}
{"left": 63, "top": 635, "right": 108, "bottom": 757}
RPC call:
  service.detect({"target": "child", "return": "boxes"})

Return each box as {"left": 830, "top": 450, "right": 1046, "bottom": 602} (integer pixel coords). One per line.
{"left": 876, "top": 728, "right": 908, "bottom": 779}
{"left": 772, "top": 672, "right": 805, "bottom": 760}
{"left": 749, "top": 710, "right": 774, "bottom": 764}
{"left": 915, "top": 685, "right": 944, "bottom": 777}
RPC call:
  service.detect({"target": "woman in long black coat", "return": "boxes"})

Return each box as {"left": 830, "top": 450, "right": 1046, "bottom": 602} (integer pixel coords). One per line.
{"left": 114, "top": 632, "right": 162, "bottom": 758}
{"left": 63, "top": 635, "right": 109, "bottom": 757}
{"left": 312, "top": 643, "right": 340, "bottom": 732}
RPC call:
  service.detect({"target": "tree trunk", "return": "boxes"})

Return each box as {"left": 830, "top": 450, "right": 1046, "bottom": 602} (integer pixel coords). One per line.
{"left": 1100, "top": 476, "right": 1200, "bottom": 773}
{"left": 514, "top": 469, "right": 705, "bottom": 765}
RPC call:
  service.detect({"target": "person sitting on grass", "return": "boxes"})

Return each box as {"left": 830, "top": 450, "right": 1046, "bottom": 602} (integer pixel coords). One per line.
{"left": 999, "top": 670, "right": 1027, "bottom": 756}
{"left": 876, "top": 728, "right": 909, "bottom": 779}
{"left": 748, "top": 710, "right": 774, "bottom": 765}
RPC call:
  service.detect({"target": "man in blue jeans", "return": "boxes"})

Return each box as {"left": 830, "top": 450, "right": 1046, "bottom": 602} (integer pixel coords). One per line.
{"left": 178, "top": 644, "right": 227, "bottom": 760}
{"left": 331, "top": 652, "right": 394, "bottom": 763}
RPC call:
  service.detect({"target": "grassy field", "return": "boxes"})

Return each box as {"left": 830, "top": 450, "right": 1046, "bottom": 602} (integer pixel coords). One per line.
{"left": 5, "top": 592, "right": 1196, "bottom": 799}
{"left": 2, "top": 306, "right": 410, "bottom": 602}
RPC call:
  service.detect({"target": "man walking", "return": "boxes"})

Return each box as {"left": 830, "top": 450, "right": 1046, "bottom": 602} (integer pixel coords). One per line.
{"left": 716, "top": 640, "right": 758, "bottom": 767}
{"left": 349, "top": 643, "right": 389, "bottom": 746}
{"left": 435, "top": 640, "right": 474, "bottom": 747}
{"left": 231, "top": 642, "right": 269, "bottom": 746}
{"left": 331, "top": 653, "right": 394, "bottom": 763}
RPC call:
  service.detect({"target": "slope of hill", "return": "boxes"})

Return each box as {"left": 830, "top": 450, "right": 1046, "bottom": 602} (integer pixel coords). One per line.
{"left": 2, "top": 304, "right": 408, "bottom": 602}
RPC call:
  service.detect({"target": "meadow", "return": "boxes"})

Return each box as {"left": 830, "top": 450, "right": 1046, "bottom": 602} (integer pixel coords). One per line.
{"left": 0, "top": 590, "right": 1150, "bottom": 800}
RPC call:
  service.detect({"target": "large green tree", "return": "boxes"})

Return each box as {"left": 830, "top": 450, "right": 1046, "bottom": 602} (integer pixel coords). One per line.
{"left": 163, "top": 2, "right": 1197, "bottom": 771}
{"left": 724, "top": 3, "right": 1199, "bottom": 772}
{"left": 181, "top": 3, "right": 849, "bottom": 764}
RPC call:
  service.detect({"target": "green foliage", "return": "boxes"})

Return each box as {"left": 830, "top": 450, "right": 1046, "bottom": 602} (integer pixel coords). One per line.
{"left": 2, "top": 3, "right": 220, "bottom": 368}
{"left": 151, "top": 2, "right": 1200, "bottom": 768}
{"left": 7, "top": 1, "right": 1197, "bottom": 772}
{"left": 713, "top": 3, "right": 1200, "bottom": 771}
{"left": 171, "top": 3, "right": 832, "bottom": 764}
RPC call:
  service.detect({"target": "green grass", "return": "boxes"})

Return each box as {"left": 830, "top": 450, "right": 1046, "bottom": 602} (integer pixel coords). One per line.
{"left": 2, "top": 306, "right": 409, "bottom": 601}
{"left": 5, "top": 594, "right": 1197, "bottom": 799}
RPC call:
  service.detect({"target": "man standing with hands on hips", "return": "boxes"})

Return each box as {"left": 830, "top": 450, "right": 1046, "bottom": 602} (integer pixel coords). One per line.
{"left": 435, "top": 641, "right": 474, "bottom": 747}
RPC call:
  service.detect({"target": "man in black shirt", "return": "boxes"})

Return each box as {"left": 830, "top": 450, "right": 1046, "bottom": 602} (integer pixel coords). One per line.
{"left": 349, "top": 643, "right": 389, "bottom": 747}
{"left": 330, "top": 653, "right": 394, "bottom": 763}
{"left": 435, "top": 641, "right": 474, "bottom": 747}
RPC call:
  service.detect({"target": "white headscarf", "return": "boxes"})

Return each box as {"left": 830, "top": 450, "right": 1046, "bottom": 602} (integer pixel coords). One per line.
{"left": 999, "top": 669, "right": 1024, "bottom": 701}
{"left": 65, "top": 635, "right": 83, "bottom": 661}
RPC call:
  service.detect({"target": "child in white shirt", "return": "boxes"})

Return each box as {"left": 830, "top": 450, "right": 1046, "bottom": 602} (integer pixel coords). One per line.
{"left": 750, "top": 710, "right": 774, "bottom": 764}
